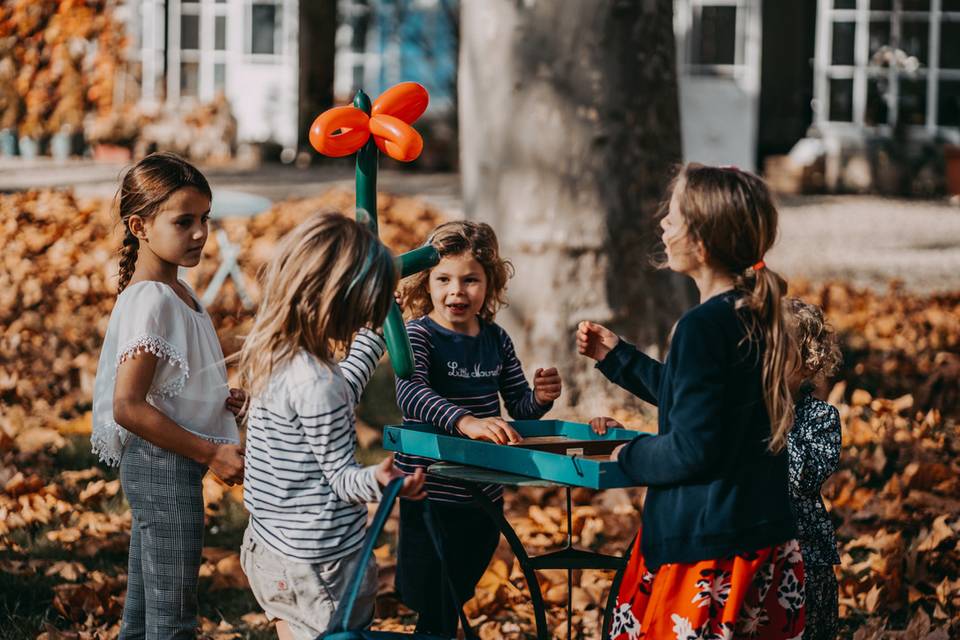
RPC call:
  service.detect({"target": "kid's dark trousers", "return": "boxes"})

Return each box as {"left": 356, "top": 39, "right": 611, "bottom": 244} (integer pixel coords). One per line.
{"left": 805, "top": 564, "right": 840, "bottom": 640}
{"left": 396, "top": 497, "right": 501, "bottom": 638}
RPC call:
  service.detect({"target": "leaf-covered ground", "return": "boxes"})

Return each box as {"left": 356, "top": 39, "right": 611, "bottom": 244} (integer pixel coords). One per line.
{"left": 1, "top": 190, "right": 957, "bottom": 639}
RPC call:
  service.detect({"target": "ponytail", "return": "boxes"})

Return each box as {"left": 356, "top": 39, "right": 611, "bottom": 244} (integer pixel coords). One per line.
{"left": 672, "top": 163, "right": 797, "bottom": 452}
{"left": 735, "top": 264, "right": 796, "bottom": 452}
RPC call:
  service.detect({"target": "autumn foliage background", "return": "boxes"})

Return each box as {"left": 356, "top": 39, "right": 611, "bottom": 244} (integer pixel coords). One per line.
{"left": 0, "top": 186, "right": 958, "bottom": 640}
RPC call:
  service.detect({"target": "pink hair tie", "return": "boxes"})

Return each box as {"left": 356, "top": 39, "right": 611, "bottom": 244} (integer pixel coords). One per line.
{"left": 752, "top": 260, "right": 766, "bottom": 272}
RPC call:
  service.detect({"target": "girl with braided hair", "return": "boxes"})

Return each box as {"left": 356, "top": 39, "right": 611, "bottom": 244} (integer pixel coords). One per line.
{"left": 92, "top": 152, "right": 245, "bottom": 639}
{"left": 581, "top": 164, "right": 806, "bottom": 639}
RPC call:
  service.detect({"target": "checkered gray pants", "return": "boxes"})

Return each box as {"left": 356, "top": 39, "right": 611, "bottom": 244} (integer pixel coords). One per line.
{"left": 119, "top": 434, "right": 205, "bottom": 639}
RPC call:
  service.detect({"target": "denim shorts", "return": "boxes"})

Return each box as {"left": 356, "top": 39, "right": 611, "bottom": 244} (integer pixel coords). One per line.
{"left": 240, "top": 526, "right": 378, "bottom": 639}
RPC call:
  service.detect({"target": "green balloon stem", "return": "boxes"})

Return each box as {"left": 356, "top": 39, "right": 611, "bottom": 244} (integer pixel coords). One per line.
{"left": 352, "top": 88, "right": 419, "bottom": 378}
{"left": 396, "top": 245, "right": 440, "bottom": 278}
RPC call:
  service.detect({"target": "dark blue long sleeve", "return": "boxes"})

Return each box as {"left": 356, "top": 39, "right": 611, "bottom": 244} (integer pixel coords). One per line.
{"left": 595, "top": 339, "right": 663, "bottom": 405}
{"left": 614, "top": 313, "right": 742, "bottom": 486}
{"left": 593, "top": 291, "right": 796, "bottom": 570}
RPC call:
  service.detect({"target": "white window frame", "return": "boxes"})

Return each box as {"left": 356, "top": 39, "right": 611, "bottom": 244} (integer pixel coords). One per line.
{"left": 813, "top": 0, "right": 960, "bottom": 138}
{"left": 167, "top": 0, "right": 231, "bottom": 103}
{"left": 675, "top": 0, "right": 762, "bottom": 96}
{"left": 245, "top": 0, "right": 284, "bottom": 62}
{"left": 138, "top": 0, "right": 167, "bottom": 103}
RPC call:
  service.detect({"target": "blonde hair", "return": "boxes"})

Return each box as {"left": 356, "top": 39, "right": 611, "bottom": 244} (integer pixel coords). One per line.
{"left": 784, "top": 298, "right": 842, "bottom": 381}
{"left": 401, "top": 220, "right": 514, "bottom": 322}
{"left": 115, "top": 152, "right": 211, "bottom": 293}
{"left": 237, "top": 212, "right": 397, "bottom": 399}
{"left": 670, "top": 163, "right": 797, "bottom": 453}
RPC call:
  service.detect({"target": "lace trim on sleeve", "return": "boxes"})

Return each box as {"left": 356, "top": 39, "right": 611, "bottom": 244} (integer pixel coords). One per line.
{"left": 91, "top": 420, "right": 125, "bottom": 467}
{"left": 116, "top": 335, "right": 190, "bottom": 398}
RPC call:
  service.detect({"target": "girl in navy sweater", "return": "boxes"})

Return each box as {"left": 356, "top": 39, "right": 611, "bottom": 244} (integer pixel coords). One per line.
{"left": 395, "top": 221, "right": 562, "bottom": 637}
{"left": 581, "top": 164, "right": 805, "bottom": 639}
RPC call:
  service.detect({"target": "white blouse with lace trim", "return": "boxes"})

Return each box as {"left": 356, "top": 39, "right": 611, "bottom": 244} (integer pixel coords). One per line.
{"left": 91, "top": 280, "right": 240, "bottom": 466}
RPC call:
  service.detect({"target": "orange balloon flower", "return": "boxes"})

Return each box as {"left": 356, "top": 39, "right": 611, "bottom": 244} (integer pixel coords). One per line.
{"left": 309, "top": 82, "right": 429, "bottom": 162}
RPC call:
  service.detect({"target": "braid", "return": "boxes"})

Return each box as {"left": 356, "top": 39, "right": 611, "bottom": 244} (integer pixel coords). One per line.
{"left": 117, "top": 227, "right": 139, "bottom": 293}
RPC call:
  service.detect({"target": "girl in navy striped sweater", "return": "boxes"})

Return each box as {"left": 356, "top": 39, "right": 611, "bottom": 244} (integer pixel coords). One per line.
{"left": 237, "top": 213, "right": 425, "bottom": 640}
{"left": 395, "top": 221, "right": 563, "bottom": 637}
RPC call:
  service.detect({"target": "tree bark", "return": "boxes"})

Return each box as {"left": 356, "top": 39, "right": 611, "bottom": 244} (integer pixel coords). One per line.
{"left": 298, "top": 0, "right": 338, "bottom": 151}
{"left": 459, "top": 0, "right": 696, "bottom": 415}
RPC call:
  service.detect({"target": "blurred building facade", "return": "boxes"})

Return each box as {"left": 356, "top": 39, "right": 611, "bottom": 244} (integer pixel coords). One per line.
{"left": 117, "top": 0, "right": 958, "bottom": 188}
{"left": 120, "top": 0, "right": 454, "bottom": 158}
{"left": 126, "top": 0, "right": 302, "bottom": 152}
{"left": 676, "top": 0, "right": 960, "bottom": 192}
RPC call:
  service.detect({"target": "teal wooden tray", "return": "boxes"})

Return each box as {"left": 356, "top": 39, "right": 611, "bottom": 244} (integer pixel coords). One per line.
{"left": 382, "top": 420, "right": 647, "bottom": 489}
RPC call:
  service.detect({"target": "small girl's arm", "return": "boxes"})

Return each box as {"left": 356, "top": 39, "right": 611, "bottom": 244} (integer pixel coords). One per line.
{"left": 395, "top": 323, "right": 469, "bottom": 433}
{"left": 114, "top": 353, "right": 245, "bottom": 485}
{"left": 338, "top": 328, "right": 387, "bottom": 406}
{"left": 788, "top": 403, "right": 842, "bottom": 496}
{"left": 498, "top": 332, "right": 551, "bottom": 420}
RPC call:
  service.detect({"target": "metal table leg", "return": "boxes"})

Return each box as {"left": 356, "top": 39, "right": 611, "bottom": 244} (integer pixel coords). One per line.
{"left": 460, "top": 484, "right": 551, "bottom": 640}
{"left": 451, "top": 481, "right": 628, "bottom": 640}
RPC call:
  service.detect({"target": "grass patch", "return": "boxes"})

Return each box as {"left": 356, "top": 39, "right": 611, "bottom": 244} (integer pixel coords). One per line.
{"left": 55, "top": 435, "right": 114, "bottom": 475}
{"left": 0, "top": 557, "right": 63, "bottom": 639}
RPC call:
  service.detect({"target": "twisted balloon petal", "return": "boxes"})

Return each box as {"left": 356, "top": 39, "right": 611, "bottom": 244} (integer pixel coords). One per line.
{"left": 372, "top": 82, "right": 429, "bottom": 124}
{"left": 309, "top": 106, "right": 371, "bottom": 157}
{"left": 308, "top": 83, "right": 429, "bottom": 162}
{"left": 370, "top": 114, "right": 424, "bottom": 163}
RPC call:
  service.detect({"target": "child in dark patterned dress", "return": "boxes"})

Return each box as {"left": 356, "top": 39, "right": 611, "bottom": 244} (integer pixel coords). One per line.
{"left": 785, "top": 298, "right": 843, "bottom": 640}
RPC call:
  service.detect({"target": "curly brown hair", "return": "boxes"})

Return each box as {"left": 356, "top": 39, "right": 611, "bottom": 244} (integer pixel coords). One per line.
{"left": 785, "top": 297, "right": 842, "bottom": 381}
{"left": 400, "top": 221, "right": 514, "bottom": 322}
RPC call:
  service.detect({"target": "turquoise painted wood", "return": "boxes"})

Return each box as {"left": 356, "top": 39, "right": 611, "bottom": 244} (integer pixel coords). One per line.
{"left": 382, "top": 420, "right": 645, "bottom": 489}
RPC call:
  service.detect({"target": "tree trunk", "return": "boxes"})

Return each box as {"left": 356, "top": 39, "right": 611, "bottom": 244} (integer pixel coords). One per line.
{"left": 298, "top": 0, "right": 338, "bottom": 152}
{"left": 459, "top": 0, "right": 696, "bottom": 415}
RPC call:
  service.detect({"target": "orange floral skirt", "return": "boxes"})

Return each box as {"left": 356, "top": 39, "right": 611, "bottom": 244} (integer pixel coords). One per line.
{"left": 609, "top": 529, "right": 805, "bottom": 640}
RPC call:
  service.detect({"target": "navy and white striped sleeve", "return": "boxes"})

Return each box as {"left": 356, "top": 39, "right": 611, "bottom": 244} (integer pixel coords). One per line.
{"left": 338, "top": 328, "right": 386, "bottom": 406}
{"left": 497, "top": 329, "right": 551, "bottom": 420}
{"left": 395, "top": 322, "right": 469, "bottom": 434}
{"left": 289, "top": 380, "right": 381, "bottom": 504}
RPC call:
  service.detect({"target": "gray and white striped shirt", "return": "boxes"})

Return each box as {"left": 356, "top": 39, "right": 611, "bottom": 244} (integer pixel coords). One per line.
{"left": 243, "top": 329, "right": 385, "bottom": 562}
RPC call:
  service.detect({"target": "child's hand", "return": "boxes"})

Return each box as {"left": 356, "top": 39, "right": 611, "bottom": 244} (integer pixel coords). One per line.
{"left": 225, "top": 388, "right": 247, "bottom": 421}
{"left": 609, "top": 443, "right": 626, "bottom": 461}
{"left": 534, "top": 367, "right": 562, "bottom": 405}
{"left": 577, "top": 321, "right": 620, "bottom": 362}
{"left": 209, "top": 444, "right": 245, "bottom": 485}
{"left": 589, "top": 416, "right": 624, "bottom": 435}
{"left": 375, "top": 454, "right": 427, "bottom": 500}
{"left": 456, "top": 415, "right": 522, "bottom": 445}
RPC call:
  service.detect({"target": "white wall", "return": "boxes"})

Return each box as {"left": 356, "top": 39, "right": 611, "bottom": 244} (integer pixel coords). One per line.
{"left": 678, "top": 76, "right": 757, "bottom": 170}
{"left": 224, "top": 0, "right": 300, "bottom": 150}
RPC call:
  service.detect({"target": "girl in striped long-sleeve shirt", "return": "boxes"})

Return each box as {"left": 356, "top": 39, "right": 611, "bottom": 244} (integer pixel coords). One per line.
{"left": 236, "top": 213, "right": 425, "bottom": 640}
{"left": 395, "top": 221, "right": 563, "bottom": 637}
